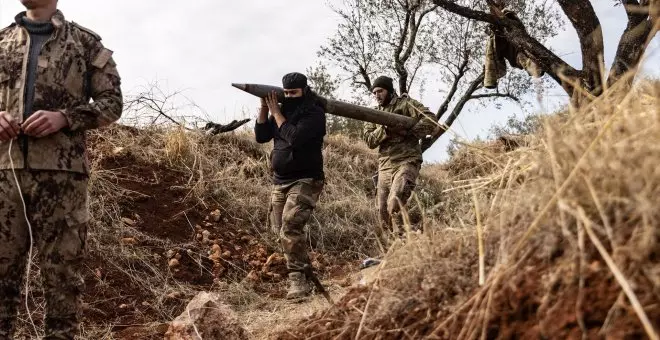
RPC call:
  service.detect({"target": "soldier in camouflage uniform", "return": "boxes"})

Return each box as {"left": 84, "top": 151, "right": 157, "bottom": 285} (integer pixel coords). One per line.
{"left": 0, "top": 1, "right": 122, "bottom": 338}
{"left": 255, "top": 73, "right": 326, "bottom": 300}
{"left": 363, "top": 76, "right": 437, "bottom": 247}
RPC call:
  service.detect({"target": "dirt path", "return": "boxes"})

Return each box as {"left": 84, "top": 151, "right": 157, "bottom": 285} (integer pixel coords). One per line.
{"left": 239, "top": 266, "right": 378, "bottom": 339}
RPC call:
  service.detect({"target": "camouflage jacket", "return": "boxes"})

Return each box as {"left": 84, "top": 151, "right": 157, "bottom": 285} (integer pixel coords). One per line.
{"left": 363, "top": 94, "right": 438, "bottom": 170}
{"left": 0, "top": 10, "right": 122, "bottom": 174}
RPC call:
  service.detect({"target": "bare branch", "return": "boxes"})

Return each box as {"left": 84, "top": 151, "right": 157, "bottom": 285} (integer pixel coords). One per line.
{"left": 470, "top": 92, "right": 520, "bottom": 102}
{"left": 359, "top": 65, "right": 373, "bottom": 90}
{"left": 204, "top": 119, "right": 251, "bottom": 135}
{"left": 422, "top": 71, "right": 485, "bottom": 152}
{"left": 443, "top": 71, "right": 485, "bottom": 130}
{"left": 431, "top": 0, "right": 498, "bottom": 24}
{"left": 400, "top": 5, "right": 437, "bottom": 62}
{"left": 437, "top": 49, "right": 470, "bottom": 120}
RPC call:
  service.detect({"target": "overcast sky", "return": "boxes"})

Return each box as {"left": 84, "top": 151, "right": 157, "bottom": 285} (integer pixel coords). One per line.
{"left": 1, "top": 1, "right": 658, "bottom": 163}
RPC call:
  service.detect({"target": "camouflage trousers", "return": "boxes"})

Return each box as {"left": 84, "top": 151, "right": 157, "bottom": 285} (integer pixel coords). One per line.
{"left": 376, "top": 162, "right": 420, "bottom": 241}
{"left": 0, "top": 170, "right": 89, "bottom": 340}
{"left": 268, "top": 178, "right": 324, "bottom": 272}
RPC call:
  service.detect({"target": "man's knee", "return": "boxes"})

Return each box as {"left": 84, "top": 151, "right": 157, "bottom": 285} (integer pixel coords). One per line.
{"left": 386, "top": 196, "right": 403, "bottom": 217}
{"left": 390, "top": 170, "right": 418, "bottom": 212}
{"left": 282, "top": 192, "right": 315, "bottom": 232}
{"left": 282, "top": 209, "right": 311, "bottom": 238}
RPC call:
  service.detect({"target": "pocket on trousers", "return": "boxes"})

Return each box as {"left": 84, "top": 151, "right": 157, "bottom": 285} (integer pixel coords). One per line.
{"left": 60, "top": 207, "right": 89, "bottom": 261}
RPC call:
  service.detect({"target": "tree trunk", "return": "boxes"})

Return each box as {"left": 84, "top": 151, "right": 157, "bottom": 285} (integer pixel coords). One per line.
{"left": 421, "top": 72, "right": 485, "bottom": 152}
{"left": 396, "top": 62, "right": 409, "bottom": 94}
{"left": 557, "top": 0, "right": 605, "bottom": 94}
{"left": 608, "top": 1, "right": 657, "bottom": 87}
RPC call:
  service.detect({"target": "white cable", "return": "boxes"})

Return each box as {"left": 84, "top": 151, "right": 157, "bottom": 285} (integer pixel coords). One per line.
{"left": 7, "top": 138, "right": 39, "bottom": 337}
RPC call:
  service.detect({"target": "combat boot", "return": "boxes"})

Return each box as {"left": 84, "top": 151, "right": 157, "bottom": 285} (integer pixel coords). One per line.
{"left": 286, "top": 271, "right": 312, "bottom": 300}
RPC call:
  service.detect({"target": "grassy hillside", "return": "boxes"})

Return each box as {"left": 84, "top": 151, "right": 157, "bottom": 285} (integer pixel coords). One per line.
{"left": 14, "top": 124, "right": 445, "bottom": 339}
{"left": 274, "top": 79, "right": 660, "bottom": 339}
{"left": 14, "top": 79, "right": 659, "bottom": 340}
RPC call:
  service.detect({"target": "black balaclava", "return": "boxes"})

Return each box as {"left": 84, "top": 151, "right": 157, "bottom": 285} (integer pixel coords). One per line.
{"left": 282, "top": 72, "right": 309, "bottom": 108}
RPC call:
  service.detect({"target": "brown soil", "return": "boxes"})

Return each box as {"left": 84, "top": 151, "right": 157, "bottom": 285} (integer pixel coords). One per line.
{"left": 273, "top": 259, "right": 659, "bottom": 340}
{"left": 78, "top": 140, "right": 356, "bottom": 339}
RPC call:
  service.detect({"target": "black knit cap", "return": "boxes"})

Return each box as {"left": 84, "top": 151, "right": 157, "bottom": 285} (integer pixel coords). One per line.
{"left": 282, "top": 72, "right": 308, "bottom": 89}
{"left": 371, "top": 76, "right": 394, "bottom": 93}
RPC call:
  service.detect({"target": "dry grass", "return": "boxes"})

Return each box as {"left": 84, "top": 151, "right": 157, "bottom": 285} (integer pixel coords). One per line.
{"left": 13, "top": 75, "right": 659, "bottom": 339}
{"left": 275, "top": 78, "right": 660, "bottom": 339}
{"left": 13, "top": 113, "right": 446, "bottom": 338}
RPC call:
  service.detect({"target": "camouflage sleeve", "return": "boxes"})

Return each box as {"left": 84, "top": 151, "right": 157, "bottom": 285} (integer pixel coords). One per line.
{"left": 61, "top": 38, "right": 123, "bottom": 131}
{"left": 404, "top": 98, "right": 439, "bottom": 139}
{"left": 363, "top": 122, "right": 386, "bottom": 149}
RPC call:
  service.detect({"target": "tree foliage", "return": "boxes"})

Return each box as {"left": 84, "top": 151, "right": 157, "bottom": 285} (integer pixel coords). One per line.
{"left": 316, "top": 0, "right": 562, "bottom": 150}
{"left": 432, "top": 0, "right": 659, "bottom": 103}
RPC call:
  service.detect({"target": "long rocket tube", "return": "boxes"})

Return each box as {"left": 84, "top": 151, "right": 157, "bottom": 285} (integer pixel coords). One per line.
{"left": 231, "top": 83, "right": 418, "bottom": 129}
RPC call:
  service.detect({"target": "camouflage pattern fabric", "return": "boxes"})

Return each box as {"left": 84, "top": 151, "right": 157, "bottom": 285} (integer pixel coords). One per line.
{"left": 484, "top": 32, "right": 506, "bottom": 89}
{"left": 484, "top": 31, "right": 541, "bottom": 89}
{"left": 375, "top": 161, "right": 420, "bottom": 242}
{"left": 0, "top": 170, "right": 89, "bottom": 340}
{"left": 363, "top": 94, "right": 438, "bottom": 171}
{"left": 0, "top": 10, "right": 123, "bottom": 174}
{"left": 268, "top": 178, "right": 324, "bottom": 271}
{"left": 483, "top": 10, "right": 543, "bottom": 89}
{"left": 363, "top": 94, "right": 434, "bottom": 246}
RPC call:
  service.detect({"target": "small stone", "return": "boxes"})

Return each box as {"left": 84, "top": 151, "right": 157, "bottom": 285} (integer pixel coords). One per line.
{"left": 210, "top": 209, "right": 221, "bottom": 222}
{"left": 166, "top": 291, "right": 182, "bottom": 300}
{"left": 245, "top": 270, "right": 259, "bottom": 282}
{"left": 121, "top": 237, "right": 137, "bottom": 245}
{"left": 264, "top": 253, "right": 284, "bottom": 267}
{"left": 163, "top": 292, "right": 248, "bottom": 339}
{"left": 168, "top": 258, "right": 180, "bottom": 268}
{"left": 121, "top": 217, "right": 136, "bottom": 226}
